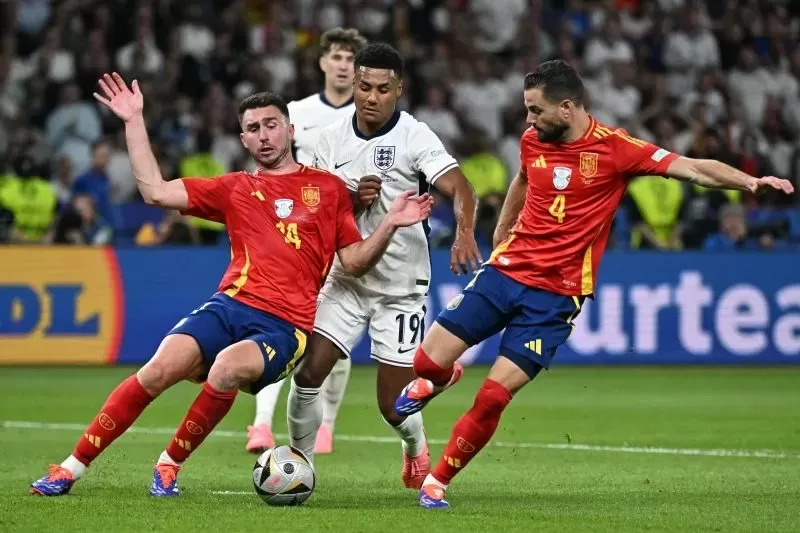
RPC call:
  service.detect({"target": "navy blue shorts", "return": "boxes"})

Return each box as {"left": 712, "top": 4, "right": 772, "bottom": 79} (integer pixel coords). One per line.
{"left": 437, "top": 266, "right": 584, "bottom": 379}
{"left": 168, "top": 294, "right": 308, "bottom": 394}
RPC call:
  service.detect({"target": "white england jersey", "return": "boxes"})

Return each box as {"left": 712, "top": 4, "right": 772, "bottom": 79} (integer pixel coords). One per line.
{"left": 288, "top": 92, "right": 355, "bottom": 165}
{"left": 313, "top": 111, "right": 458, "bottom": 296}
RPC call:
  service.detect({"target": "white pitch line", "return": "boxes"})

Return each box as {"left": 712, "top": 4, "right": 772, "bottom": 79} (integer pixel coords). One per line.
{"left": 2, "top": 420, "right": 798, "bottom": 460}
{"left": 211, "top": 491, "right": 252, "bottom": 495}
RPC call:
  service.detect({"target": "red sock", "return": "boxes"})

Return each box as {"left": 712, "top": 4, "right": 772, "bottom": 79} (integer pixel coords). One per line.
{"left": 432, "top": 378, "right": 512, "bottom": 485}
{"left": 73, "top": 374, "right": 154, "bottom": 466}
{"left": 413, "top": 347, "right": 453, "bottom": 386}
{"left": 165, "top": 382, "right": 237, "bottom": 463}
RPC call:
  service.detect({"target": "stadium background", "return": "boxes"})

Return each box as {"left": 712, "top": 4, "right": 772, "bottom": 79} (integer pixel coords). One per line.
{"left": 0, "top": 0, "right": 799, "bottom": 367}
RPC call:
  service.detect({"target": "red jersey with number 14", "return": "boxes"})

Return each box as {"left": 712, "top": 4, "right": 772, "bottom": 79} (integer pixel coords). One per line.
{"left": 490, "top": 118, "right": 679, "bottom": 295}
{"left": 181, "top": 166, "right": 363, "bottom": 331}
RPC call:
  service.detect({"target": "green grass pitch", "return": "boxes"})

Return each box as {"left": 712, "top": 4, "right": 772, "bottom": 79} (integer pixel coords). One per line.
{"left": 1, "top": 366, "right": 798, "bottom": 532}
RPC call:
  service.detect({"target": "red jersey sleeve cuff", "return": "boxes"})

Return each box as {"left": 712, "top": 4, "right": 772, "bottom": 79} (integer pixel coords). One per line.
{"left": 655, "top": 150, "right": 681, "bottom": 175}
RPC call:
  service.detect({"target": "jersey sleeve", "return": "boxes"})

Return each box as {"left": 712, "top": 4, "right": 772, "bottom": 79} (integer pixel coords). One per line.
{"left": 179, "top": 173, "right": 233, "bottom": 222}
{"left": 335, "top": 180, "right": 363, "bottom": 249}
{"left": 612, "top": 129, "right": 680, "bottom": 178}
{"left": 408, "top": 122, "right": 459, "bottom": 185}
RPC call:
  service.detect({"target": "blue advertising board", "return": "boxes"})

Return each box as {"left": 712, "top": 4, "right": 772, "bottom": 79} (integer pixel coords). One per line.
{"left": 2, "top": 247, "right": 798, "bottom": 365}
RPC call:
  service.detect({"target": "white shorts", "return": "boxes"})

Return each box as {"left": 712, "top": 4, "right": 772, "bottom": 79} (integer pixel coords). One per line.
{"left": 313, "top": 277, "right": 427, "bottom": 367}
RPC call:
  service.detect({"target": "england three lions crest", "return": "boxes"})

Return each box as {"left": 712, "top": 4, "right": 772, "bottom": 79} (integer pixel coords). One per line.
{"left": 553, "top": 167, "right": 572, "bottom": 190}
{"left": 274, "top": 198, "right": 293, "bottom": 219}
{"left": 374, "top": 146, "right": 395, "bottom": 171}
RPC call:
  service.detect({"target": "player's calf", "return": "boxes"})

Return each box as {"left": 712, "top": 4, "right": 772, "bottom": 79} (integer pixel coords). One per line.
{"left": 417, "top": 379, "right": 512, "bottom": 508}
{"left": 377, "top": 362, "right": 431, "bottom": 488}
{"left": 287, "top": 333, "right": 346, "bottom": 460}
{"left": 155, "top": 344, "right": 254, "bottom": 480}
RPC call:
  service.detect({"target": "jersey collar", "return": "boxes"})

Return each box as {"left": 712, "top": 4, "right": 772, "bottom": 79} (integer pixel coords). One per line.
{"left": 352, "top": 110, "right": 401, "bottom": 140}
{"left": 580, "top": 115, "right": 597, "bottom": 141}
{"left": 318, "top": 91, "right": 354, "bottom": 109}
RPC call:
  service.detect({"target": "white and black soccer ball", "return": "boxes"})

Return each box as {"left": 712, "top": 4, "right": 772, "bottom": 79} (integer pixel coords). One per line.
{"left": 252, "top": 445, "right": 316, "bottom": 506}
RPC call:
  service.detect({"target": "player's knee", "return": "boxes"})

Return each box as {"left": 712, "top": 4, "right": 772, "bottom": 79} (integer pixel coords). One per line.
{"left": 293, "top": 361, "right": 326, "bottom": 389}
{"left": 413, "top": 346, "right": 447, "bottom": 379}
{"left": 137, "top": 359, "right": 183, "bottom": 397}
{"left": 208, "top": 346, "right": 261, "bottom": 389}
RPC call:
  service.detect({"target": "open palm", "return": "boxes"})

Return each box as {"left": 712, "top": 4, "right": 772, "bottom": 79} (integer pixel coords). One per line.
{"left": 388, "top": 191, "right": 434, "bottom": 227}
{"left": 93, "top": 72, "right": 144, "bottom": 122}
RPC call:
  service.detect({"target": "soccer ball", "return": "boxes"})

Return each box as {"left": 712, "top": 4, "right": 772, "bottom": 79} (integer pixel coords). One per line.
{"left": 252, "top": 445, "right": 316, "bottom": 506}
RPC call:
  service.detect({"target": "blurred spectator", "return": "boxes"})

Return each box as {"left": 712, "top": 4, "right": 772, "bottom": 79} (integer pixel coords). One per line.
{"left": 703, "top": 203, "right": 784, "bottom": 250}
{"left": 72, "top": 139, "right": 115, "bottom": 226}
{"left": 460, "top": 132, "right": 508, "bottom": 200}
{"left": 179, "top": 131, "right": 226, "bottom": 245}
{"left": 0, "top": 0, "right": 796, "bottom": 251}
{"left": 45, "top": 83, "right": 101, "bottom": 179}
{"left": 51, "top": 193, "right": 113, "bottom": 246}
{"left": 626, "top": 175, "right": 685, "bottom": 250}
{"left": 413, "top": 85, "right": 460, "bottom": 154}
{"left": 662, "top": 6, "right": 720, "bottom": 97}
{"left": 0, "top": 156, "right": 56, "bottom": 243}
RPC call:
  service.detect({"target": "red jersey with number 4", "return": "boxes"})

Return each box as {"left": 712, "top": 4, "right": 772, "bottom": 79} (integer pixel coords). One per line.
{"left": 180, "top": 166, "right": 362, "bottom": 331}
{"left": 490, "top": 118, "right": 679, "bottom": 295}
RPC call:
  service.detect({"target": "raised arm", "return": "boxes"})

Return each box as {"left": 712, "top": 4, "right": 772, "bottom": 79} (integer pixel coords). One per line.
{"left": 492, "top": 165, "right": 527, "bottom": 248}
{"left": 93, "top": 73, "right": 188, "bottom": 209}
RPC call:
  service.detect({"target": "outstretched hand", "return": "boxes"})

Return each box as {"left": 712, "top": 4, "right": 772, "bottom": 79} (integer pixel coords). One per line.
{"left": 748, "top": 176, "right": 795, "bottom": 195}
{"left": 93, "top": 72, "right": 144, "bottom": 122}
{"left": 387, "top": 191, "right": 435, "bottom": 228}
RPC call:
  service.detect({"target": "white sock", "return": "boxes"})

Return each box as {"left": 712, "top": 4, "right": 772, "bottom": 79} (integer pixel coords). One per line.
{"left": 287, "top": 378, "right": 322, "bottom": 464}
{"left": 157, "top": 450, "right": 182, "bottom": 466}
{"left": 60, "top": 455, "right": 87, "bottom": 479}
{"left": 423, "top": 472, "right": 448, "bottom": 489}
{"left": 254, "top": 378, "right": 286, "bottom": 426}
{"left": 385, "top": 412, "right": 426, "bottom": 457}
{"left": 321, "top": 357, "right": 351, "bottom": 429}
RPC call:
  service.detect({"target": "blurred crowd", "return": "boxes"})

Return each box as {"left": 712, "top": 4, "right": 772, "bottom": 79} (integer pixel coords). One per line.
{"left": 0, "top": 0, "right": 799, "bottom": 250}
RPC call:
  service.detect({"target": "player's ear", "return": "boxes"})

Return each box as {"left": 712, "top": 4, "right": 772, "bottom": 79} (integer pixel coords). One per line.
{"left": 239, "top": 132, "right": 247, "bottom": 148}
{"left": 396, "top": 79, "right": 404, "bottom": 98}
{"left": 318, "top": 54, "right": 326, "bottom": 73}
{"left": 559, "top": 100, "right": 573, "bottom": 119}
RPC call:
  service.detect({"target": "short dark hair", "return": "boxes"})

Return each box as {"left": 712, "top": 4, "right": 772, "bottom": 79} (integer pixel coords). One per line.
{"left": 237, "top": 91, "right": 290, "bottom": 123}
{"left": 320, "top": 27, "right": 367, "bottom": 55}
{"left": 524, "top": 60, "right": 585, "bottom": 106}
{"left": 354, "top": 43, "right": 404, "bottom": 79}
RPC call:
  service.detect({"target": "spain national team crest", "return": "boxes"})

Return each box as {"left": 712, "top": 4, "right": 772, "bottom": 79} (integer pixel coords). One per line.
{"left": 301, "top": 186, "right": 320, "bottom": 207}
{"left": 553, "top": 167, "right": 572, "bottom": 190}
{"left": 579, "top": 152, "right": 599, "bottom": 177}
{"left": 274, "top": 198, "right": 293, "bottom": 219}
{"left": 374, "top": 146, "right": 395, "bottom": 171}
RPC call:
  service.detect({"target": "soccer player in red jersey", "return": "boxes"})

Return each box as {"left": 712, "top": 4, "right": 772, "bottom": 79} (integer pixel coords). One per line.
{"left": 394, "top": 60, "right": 795, "bottom": 509}
{"left": 29, "top": 72, "right": 433, "bottom": 498}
